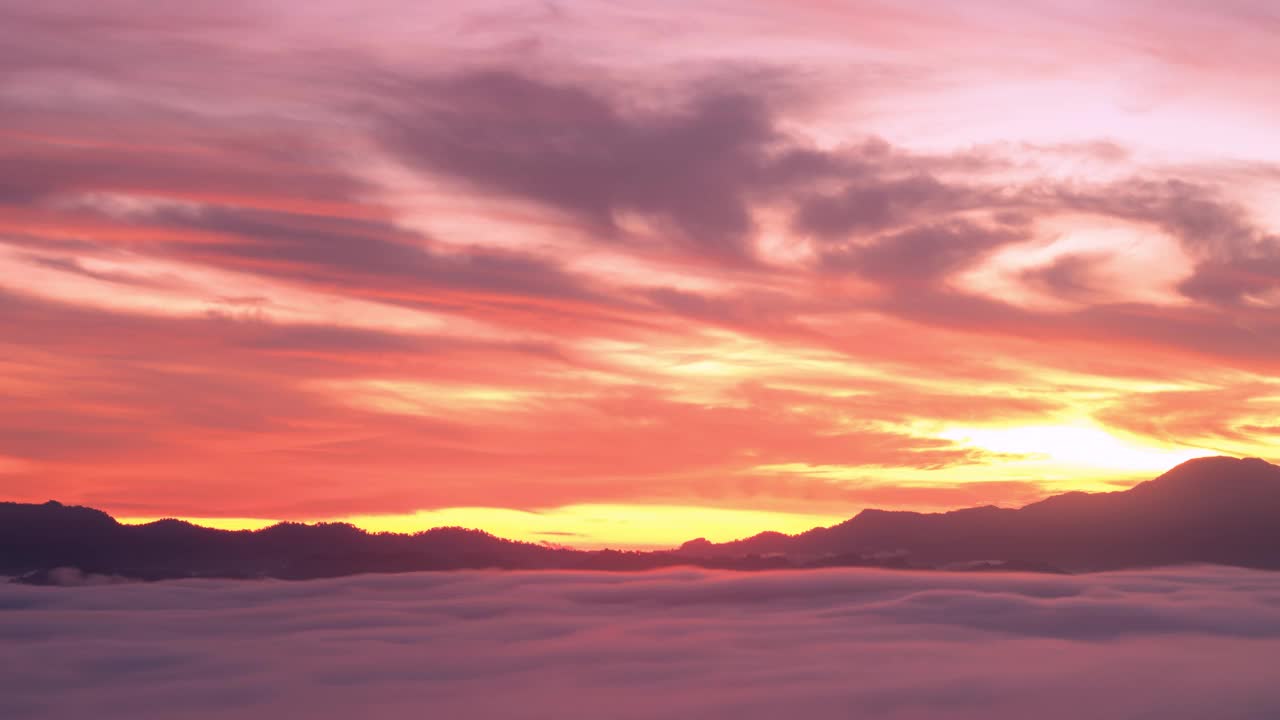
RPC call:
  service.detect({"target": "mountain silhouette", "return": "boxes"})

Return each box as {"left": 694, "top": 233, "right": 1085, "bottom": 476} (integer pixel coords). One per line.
{"left": 679, "top": 456, "right": 1280, "bottom": 571}
{"left": 4, "top": 456, "right": 1279, "bottom": 583}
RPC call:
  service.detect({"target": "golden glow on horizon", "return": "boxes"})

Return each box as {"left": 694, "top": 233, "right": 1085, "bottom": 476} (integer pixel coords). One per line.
{"left": 119, "top": 517, "right": 283, "bottom": 532}
{"left": 122, "top": 505, "right": 851, "bottom": 550}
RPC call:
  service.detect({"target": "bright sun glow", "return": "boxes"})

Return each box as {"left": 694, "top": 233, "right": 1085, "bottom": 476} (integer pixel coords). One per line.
{"left": 939, "top": 424, "right": 1213, "bottom": 473}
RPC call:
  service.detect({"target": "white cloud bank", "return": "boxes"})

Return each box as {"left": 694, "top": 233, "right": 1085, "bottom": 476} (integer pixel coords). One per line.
{"left": 4, "top": 566, "right": 1280, "bottom": 719}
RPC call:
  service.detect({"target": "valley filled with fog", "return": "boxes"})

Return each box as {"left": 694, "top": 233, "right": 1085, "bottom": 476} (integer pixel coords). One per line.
{"left": 5, "top": 566, "right": 1280, "bottom": 719}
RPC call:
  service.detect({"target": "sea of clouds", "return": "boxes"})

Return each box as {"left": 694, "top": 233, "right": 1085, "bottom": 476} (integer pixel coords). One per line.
{"left": 4, "top": 566, "right": 1280, "bottom": 719}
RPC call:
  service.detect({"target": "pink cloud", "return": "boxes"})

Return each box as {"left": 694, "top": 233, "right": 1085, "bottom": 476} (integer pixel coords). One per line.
{"left": 0, "top": 0, "right": 1277, "bottom": 534}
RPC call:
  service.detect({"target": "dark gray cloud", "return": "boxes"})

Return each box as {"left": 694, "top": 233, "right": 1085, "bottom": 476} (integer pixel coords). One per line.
{"left": 1046, "top": 179, "right": 1280, "bottom": 305}
{"left": 153, "top": 205, "right": 602, "bottom": 304}
{"left": 376, "top": 70, "right": 784, "bottom": 261}
{"left": 1060, "top": 179, "right": 1257, "bottom": 258}
{"left": 874, "top": 284, "right": 1280, "bottom": 375}
{"left": 4, "top": 567, "right": 1280, "bottom": 719}
{"left": 370, "top": 70, "right": 1021, "bottom": 268}
{"left": 1019, "top": 252, "right": 1108, "bottom": 300}
{"left": 792, "top": 174, "right": 974, "bottom": 240}
{"left": 0, "top": 129, "right": 366, "bottom": 209}
{"left": 1178, "top": 249, "right": 1280, "bottom": 305}
{"left": 821, "top": 220, "right": 1023, "bottom": 283}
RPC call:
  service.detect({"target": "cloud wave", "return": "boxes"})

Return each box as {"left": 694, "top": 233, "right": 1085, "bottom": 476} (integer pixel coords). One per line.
{"left": 4, "top": 567, "right": 1280, "bottom": 719}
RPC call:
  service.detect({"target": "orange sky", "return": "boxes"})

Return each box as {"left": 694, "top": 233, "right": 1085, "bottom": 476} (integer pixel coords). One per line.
{"left": 2, "top": 0, "right": 1278, "bottom": 548}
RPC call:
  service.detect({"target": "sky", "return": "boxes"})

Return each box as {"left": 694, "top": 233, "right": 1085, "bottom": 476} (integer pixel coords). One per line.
{"left": 6, "top": 566, "right": 1280, "bottom": 718}
{"left": 1, "top": 0, "right": 1278, "bottom": 547}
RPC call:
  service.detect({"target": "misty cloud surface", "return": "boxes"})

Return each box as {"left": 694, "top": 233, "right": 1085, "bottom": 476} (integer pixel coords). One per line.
{"left": 5, "top": 567, "right": 1280, "bottom": 719}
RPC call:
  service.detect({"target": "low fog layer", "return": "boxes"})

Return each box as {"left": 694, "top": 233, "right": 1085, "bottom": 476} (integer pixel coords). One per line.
{"left": 4, "top": 567, "right": 1280, "bottom": 719}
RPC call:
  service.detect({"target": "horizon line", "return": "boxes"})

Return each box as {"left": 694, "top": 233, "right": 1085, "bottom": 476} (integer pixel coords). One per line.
{"left": 26, "top": 454, "right": 1272, "bottom": 551}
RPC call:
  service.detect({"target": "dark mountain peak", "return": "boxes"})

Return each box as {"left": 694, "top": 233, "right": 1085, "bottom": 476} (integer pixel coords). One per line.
{"left": 679, "top": 537, "right": 714, "bottom": 552}
{"left": 844, "top": 507, "right": 924, "bottom": 527}
{"left": 680, "top": 455, "right": 1280, "bottom": 572}
{"left": 0, "top": 499, "right": 118, "bottom": 531}
{"left": 1019, "top": 489, "right": 1103, "bottom": 514}
{"left": 833, "top": 504, "right": 1008, "bottom": 534}
{"left": 258, "top": 520, "right": 367, "bottom": 542}
{"left": 851, "top": 507, "right": 903, "bottom": 519}
{"left": 412, "top": 526, "right": 513, "bottom": 548}
{"left": 833, "top": 507, "right": 916, "bottom": 529}
{"left": 955, "top": 503, "right": 1004, "bottom": 513}
{"left": 417, "top": 525, "right": 496, "bottom": 538}
{"left": 1119, "top": 456, "right": 1280, "bottom": 510}
{"left": 142, "top": 518, "right": 196, "bottom": 529}
{"left": 135, "top": 518, "right": 205, "bottom": 538}
{"left": 1144, "top": 455, "right": 1278, "bottom": 487}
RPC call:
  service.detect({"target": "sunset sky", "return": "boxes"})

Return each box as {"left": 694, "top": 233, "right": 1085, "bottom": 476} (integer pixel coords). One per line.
{"left": 2, "top": 0, "right": 1277, "bottom": 548}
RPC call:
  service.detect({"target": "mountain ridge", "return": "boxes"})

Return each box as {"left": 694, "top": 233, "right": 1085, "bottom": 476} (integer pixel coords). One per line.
{"left": 5, "top": 456, "right": 1279, "bottom": 583}
{"left": 679, "top": 456, "right": 1280, "bottom": 570}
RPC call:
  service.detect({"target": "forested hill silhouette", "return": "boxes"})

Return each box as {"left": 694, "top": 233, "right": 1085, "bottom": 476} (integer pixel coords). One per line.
{"left": 4, "top": 456, "right": 1279, "bottom": 583}
{"left": 680, "top": 456, "right": 1280, "bottom": 571}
